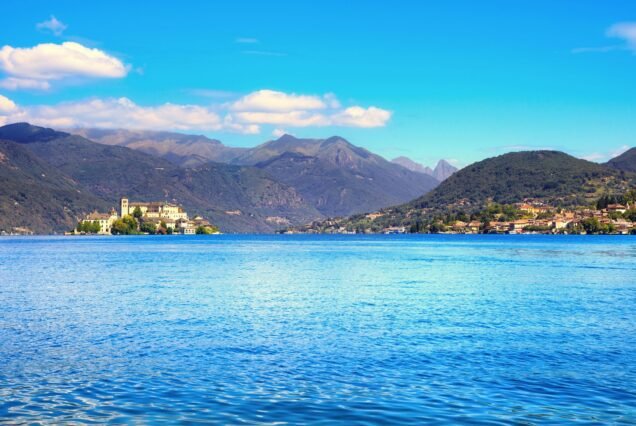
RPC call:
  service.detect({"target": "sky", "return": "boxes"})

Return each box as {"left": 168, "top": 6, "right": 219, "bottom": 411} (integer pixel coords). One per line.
{"left": 1, "top": 0, "right": 636, "bottom": 167}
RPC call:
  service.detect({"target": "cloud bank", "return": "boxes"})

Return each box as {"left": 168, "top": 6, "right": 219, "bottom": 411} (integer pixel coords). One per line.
{"left": 0, "top": 90, "right": 392, "bottom": 133}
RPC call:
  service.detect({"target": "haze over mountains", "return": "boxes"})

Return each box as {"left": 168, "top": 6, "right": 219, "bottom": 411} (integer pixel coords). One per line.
{"left": 248, "top": 135, "right": 438, "bottom": 216}
{"left": 74, "top": 128, "right": 456, "bottom": 179}
{"left": 0, "top": 123, "right": 439, "bottom": 233}
{"left": 391, "top": 156, "right": 457, "bottom": 181}
{"left": 72, "top": 128, "right": 246, "bottom": 167}
{"left": 72, "top": 128, "right": 439, "bottom": 218}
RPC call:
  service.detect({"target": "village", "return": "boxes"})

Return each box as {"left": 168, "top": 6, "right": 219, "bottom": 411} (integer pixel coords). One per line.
{"left": 294, "top": 200, "right": 636, "bottom": 235}
{"left": 444, "top": 202, "right": 636, "bottom": 235}
{"left": 73, "top": 198, "right": 219, "bottom": 235}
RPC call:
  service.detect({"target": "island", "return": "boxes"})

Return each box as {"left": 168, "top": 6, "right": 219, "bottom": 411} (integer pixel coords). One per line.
{"left": 73, "top": 198, "right": 219, "bottom": 235}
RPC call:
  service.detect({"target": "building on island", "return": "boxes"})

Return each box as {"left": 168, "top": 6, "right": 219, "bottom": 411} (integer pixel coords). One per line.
{"left": 77, "top": 198, "right": 216, "bottom": 235}
{"left": 120, "top": 198, "right": 189, "bottom": 221}
{"left": 79, "top": 209, "right": 119, "bottom": 235}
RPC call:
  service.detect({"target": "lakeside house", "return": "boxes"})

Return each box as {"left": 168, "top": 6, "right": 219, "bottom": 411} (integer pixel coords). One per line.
{"left": 292, "top": 199, "right": 636, "bottom": 235}
{"left": 83, "top": 209, "right": 119, "bottom": 234}
{"left": 462, "top": 202, "right": 635, "bottom": 235}
{"left": 76, "top": 198, "right": 214, "bottom": 235}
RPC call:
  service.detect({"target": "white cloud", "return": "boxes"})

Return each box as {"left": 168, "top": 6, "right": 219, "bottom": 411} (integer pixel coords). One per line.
{"left": 0, "top": 94, "right": 18, "bottom": 125}
{"left": 236, "top": 37, "right": 259, "bottom": 44}
{"left": 571, "top": 46, "right": 625, "bottom": 54}
{"left": 582, "top": 145, "right": 630, "bottom": 162}
{"left": 608, "top": 22, "right": 636, "bottom": 50}
{"left": 0, "top": 42, "right": 128, "bottom": 90}
{"left": 1, "top": 97, "right": 255, "bottom": 133}
{"left": 228, "top": 90, "right": 390, "bottom": 128}
{"left": 575, "top": 22, "right": 636, "bottom": 54}
{"left": 231, "top": 105, "right": 390, "bottom": 129}
{"left": 234, "top": 110, "right": 328, "bottom": 127}
{"left": 272, "top": 128, "right": 289, "bottom": 137}
{"left": 188, "top": 89, "right": 238, "bottom": 99}
{"left": 241, "top": 50, "right": 287, "bottom": 57}
{"left": 36, "top": 15, "right": 67, "bottom": 36}
{"left": 0, "top": 77, "right": 51, "bottom": 90}
{"left": 1, "top": 89, "right": 392, "bottom": 133}
{"left": 231, "top": 89, "right": 328, "bottom": 112}
{"left": 323, "top": 92, "right": 341, "bottom": 109}
{"left": 222, "top": 115, "right": 260, "bottom": 134}
{"left": 331, "top": 106, "right": 392, "bottom": 128}
{"left": 0, "top": 94, "right": 17, "bottom": 113}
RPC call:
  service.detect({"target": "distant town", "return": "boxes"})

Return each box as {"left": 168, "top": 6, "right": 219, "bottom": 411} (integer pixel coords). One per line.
{"left": 71, "top": 198, "right": 219, "bottom": 235}
{"left": 288, "top": 199, "right": 636, "bottom": 235}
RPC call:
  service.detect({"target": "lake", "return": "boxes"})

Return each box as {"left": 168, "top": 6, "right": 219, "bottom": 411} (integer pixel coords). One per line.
{"left": 0, "top": 235, "right": 635, "bottom": 424}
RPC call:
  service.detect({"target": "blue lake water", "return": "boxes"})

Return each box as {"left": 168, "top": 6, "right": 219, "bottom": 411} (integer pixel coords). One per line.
{"left": 0, "top": 235, "right": 635, "bottom": 424}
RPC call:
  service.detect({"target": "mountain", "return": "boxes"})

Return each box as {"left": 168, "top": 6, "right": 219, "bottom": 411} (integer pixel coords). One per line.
{"left": 431, "top": 159, "right": 457, "bottom": 181}
{"left": 391, "top": 157, "right": 457, "bottom": 181}
{"left": 408, "top": 151, "right": 630, "bottom": 209}
{"left": 69, "top": 129, "right": 440, "bottom": 218}
{"left": 0, "top": 139, "right": 108, "bottom": 233}
{"left": 245, "top": 135, "right": 439, "bottom": 217}
{"left": 606, "top": 148, "right": 636, "bottom": 173}
{"left": 391, "top": 156, "right": 433, "bottom": 175}
{"left": 70, "top": 128, "right": 247, "bottom": 167}
{"left": 0, "top": 123, "right": 320, "bottom": 233}
{"left": 0, "top": 122, "right": 68, "bottom": 143}
{"left": 295, "top": 150, "right": 636, "bottom": 233}
{"left": 230, "top": 134, "right": 332, "bottom": 165}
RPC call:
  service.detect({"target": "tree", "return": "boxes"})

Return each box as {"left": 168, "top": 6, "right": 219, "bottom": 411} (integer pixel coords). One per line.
{"left": 196, "top": 225, "right": 220, "bottom": 234}
{"left": 77, "top": 221, "right": 101, "bottom": 234}
{"left": 624, "top": 210, "right": 636, "bottom": 222}
{"left": 132, "top": 206, "right": 143, "bottom": 220}
{"left": 89, "top": 221, "right": 101, "bottom": 234}
{"left": 596, "top": 194, "right": 626, "bottom": 210}
{"left": 140, "top": 221, "right": 156, "bottom": 234}
{"left": 429, "top": 222, "right": 446, "bottom": 234}
{"left": 111, "top": 219, "right": 128, "bottom": 235}
{"left": 111, "top": 215, "right": 138, "bottom": 235}
{"left": 581, "top": 217, "right": 601, "bottom": 234}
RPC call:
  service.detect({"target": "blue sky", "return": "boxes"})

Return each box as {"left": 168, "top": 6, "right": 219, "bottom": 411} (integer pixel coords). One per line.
{"left": 1, "top": 0, "right": 635, "bottom": 167}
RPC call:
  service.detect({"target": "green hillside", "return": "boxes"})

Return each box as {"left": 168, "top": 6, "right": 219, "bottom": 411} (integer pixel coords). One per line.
{"left": 295, "top": 150, "right": 636, "bottom": 233}
{"left": 606, "top": 148, "right": 636, "bottom": 173}
{"left": 411, "top": 151, "right": 629, "bottom": 209}
{"left": 0, "top": 140, "right": 108, "bottom": 233}
{"left": 0, "top": 123, "right": 321, "bottom": 233}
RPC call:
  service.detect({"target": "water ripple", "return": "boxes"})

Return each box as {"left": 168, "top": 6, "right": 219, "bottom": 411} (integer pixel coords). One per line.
{"left": 0, "top": 235, "right": 635, "bottom": 423}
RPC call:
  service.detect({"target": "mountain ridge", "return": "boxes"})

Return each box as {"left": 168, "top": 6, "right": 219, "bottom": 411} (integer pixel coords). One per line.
{"left": 0, "top": 123, "right": 321, "bottom": 233}
{"left": 0, "top": 138, "right": 109, "bottom": 233}
{"left": 391, "top": 156, "right": 457, "bottom": 181}
{"left": 293, "top": 149, "right": 636, "bottom": 233}
{"left": 0, "top": 123, "right": 439, "bottom": 233}
{"left": 70, "top": 128, "right": 247, "bottom": 167}
{"left": 245, "top": 135, "right": 439, "bottom": 217}
{"left": 606, "top": 148, "right": 636, "bottom": 173}
{"left": 69, "top": 128, "right": 440, "bottom": 218}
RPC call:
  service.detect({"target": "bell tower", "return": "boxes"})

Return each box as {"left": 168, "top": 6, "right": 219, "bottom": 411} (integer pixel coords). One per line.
{"left": 120, "top": 198, "right": 129, "bottom": 217}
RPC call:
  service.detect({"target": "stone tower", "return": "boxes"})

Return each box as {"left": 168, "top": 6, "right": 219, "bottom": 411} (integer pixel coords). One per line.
{"left": 120, "top": 198, "right": 129, "bottom": 217}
